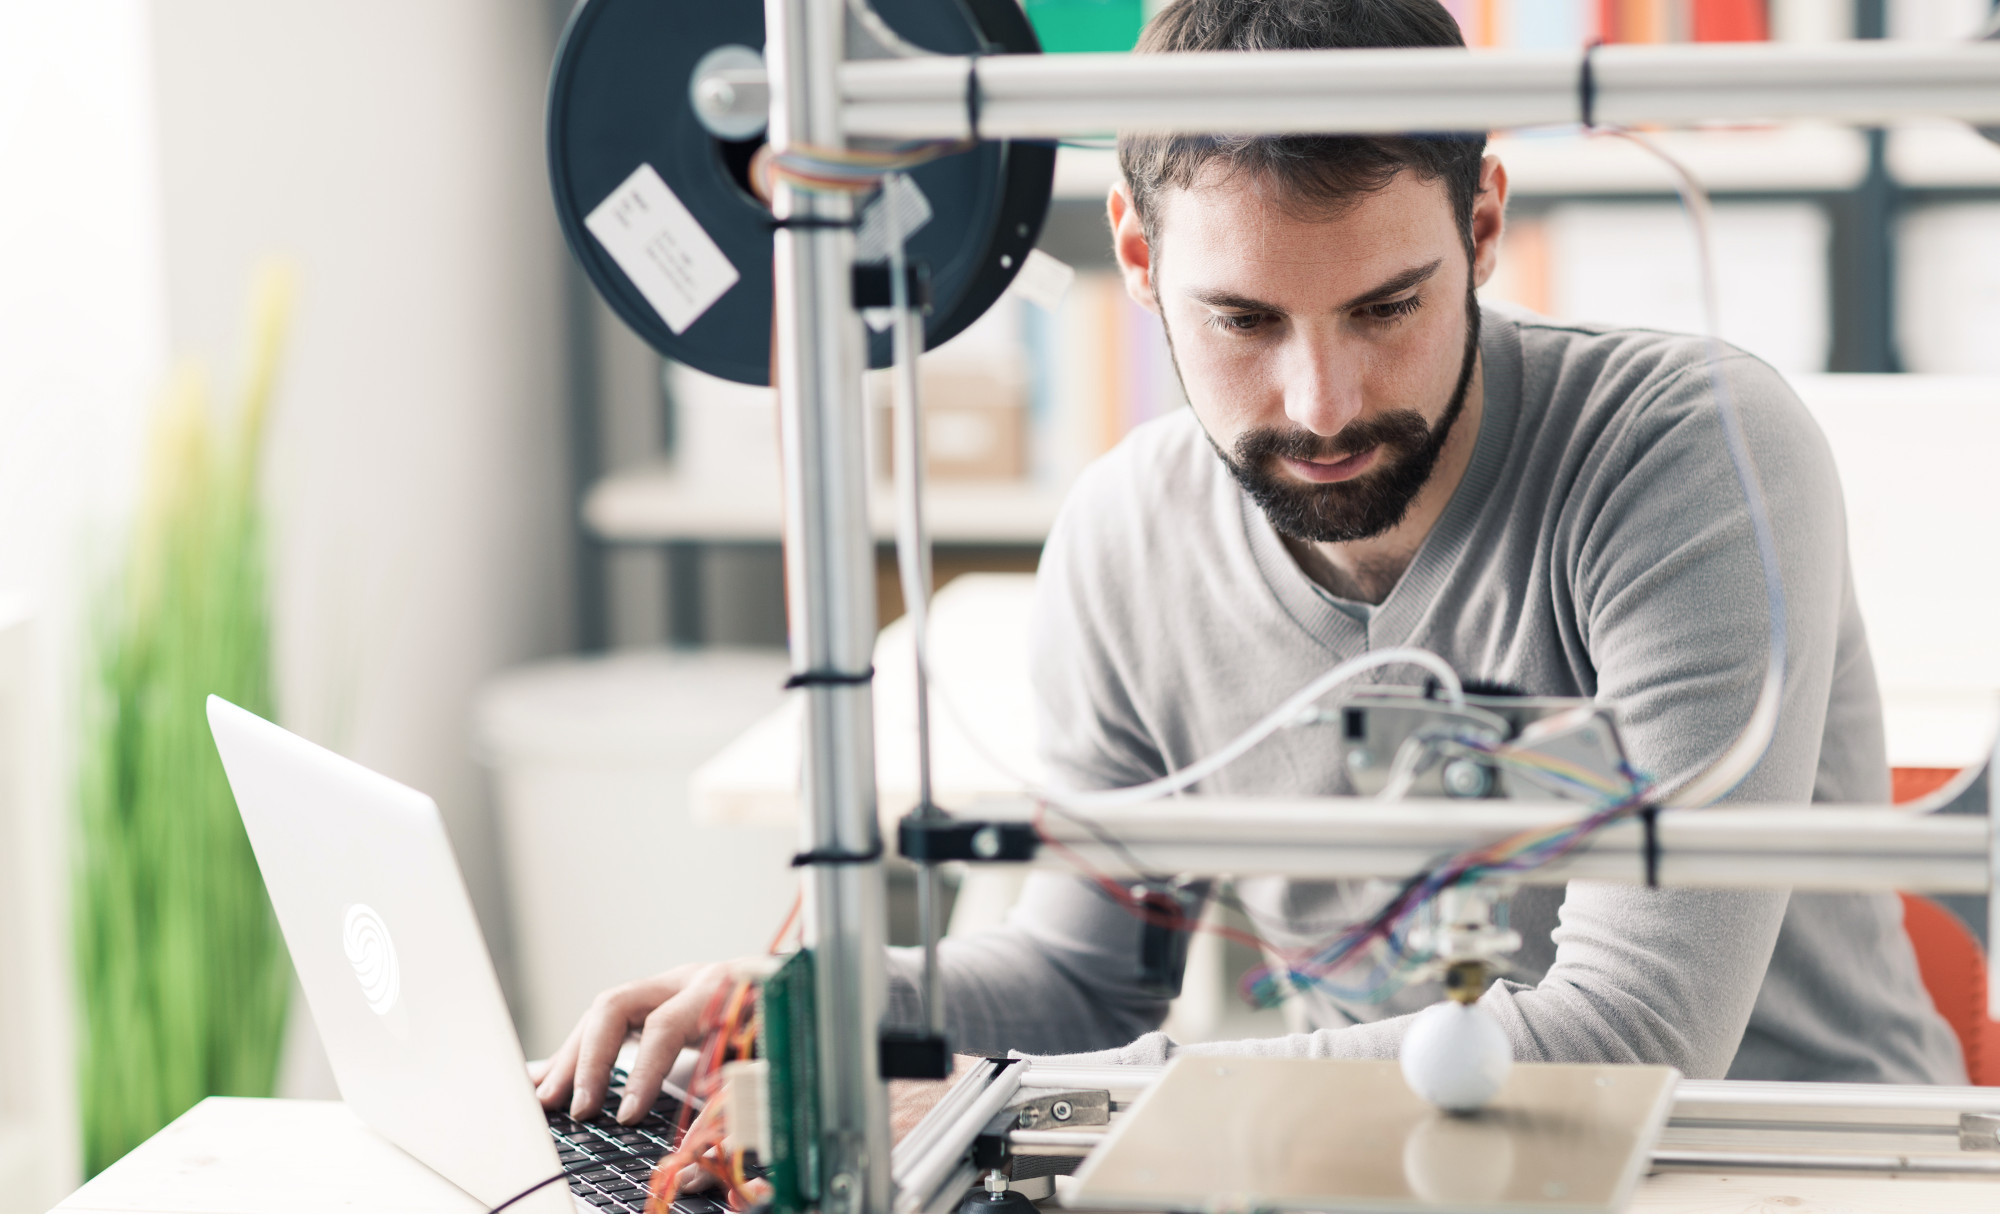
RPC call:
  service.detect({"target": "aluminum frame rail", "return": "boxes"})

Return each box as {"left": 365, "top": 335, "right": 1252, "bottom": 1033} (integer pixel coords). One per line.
{"left": 701, "top": 40, "right": 2000, "bottom": 140}
{"left": 1013, "top": 792, "right": 2000, "bottom": 1016}
{"left": 764, "top": 0, "right": 891, "bottom": 1212}
{"left": 1020, "top": 1062, "right": 2000, "bottom": 1121}
{"left": 1019, "top": 799, "right": 1991, "bottom": 892}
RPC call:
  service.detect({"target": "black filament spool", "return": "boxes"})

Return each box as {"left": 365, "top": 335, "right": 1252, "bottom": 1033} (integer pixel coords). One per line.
{"left": 546, "top": 0, "right": 1056, "bottom": 386}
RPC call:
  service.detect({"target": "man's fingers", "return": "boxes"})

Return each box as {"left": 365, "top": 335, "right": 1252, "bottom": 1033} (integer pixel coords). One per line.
{"left": 536, "top": 1019, "right": 588, "bottom": 1110}
{"left": 677, "top": 1165, "right": 721, "bottom": 1194}
{"left": 619, "top": 993, "right": 701, "bottom": 1124}
{"left": 571, "top": 989, "right": 649, "bottom": 1119}
{"left": 526, "top": 1058, "right": 550, "bottom": 1085}
{"left": 671, "top": 1101, "right": 727, "bottom": 1192}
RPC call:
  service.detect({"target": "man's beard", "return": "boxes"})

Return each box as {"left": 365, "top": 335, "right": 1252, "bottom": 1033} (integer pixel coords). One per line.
{"left": 1196, "top": 289, "right": 1481, "bottom": 545}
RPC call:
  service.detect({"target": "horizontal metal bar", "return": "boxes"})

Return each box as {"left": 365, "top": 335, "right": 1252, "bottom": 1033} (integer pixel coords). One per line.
{"left": 1675, "top": 1078, "right": 2000, "bottom": 1127}
{"left": 1003, "top": 1130, "right": 2000, "bottom": 1176}
{"left": 1004, "top": 1128, "right": 1104, "bottom": 1157}
{"left": 1013, "top": 798, "right": 1990, "bottom": 892}
{"left": 1650, "top": 1148, "right": 2000, "bottom": 1175}
{"left": 1015, "top": 1067, "right": 1161, "bottom": 1093}
{"left": 1014, "top": 1065, "right": 2000, "bottom": 1128}
{"left": 699, "top": 42, "right": 2000, "bottom": 141}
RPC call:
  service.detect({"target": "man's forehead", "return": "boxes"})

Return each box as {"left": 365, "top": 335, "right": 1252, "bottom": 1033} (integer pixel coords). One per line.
{"left": 1147, "top": 166, "right": 1458, "bottom": 288}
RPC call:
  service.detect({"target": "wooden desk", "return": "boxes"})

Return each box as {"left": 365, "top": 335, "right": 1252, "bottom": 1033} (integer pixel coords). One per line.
{"left": 47, "top": 1096, "right": 2000, "bottom": 1214}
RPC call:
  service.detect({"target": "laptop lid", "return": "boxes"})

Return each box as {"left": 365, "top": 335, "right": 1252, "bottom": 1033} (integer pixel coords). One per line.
{"left": 208, "top": 695, "right": 572, "bottom": 1214}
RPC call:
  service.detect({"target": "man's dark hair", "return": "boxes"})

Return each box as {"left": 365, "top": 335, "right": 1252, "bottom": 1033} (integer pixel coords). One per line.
{"left": 1118, "top": 0, "right": 1487, "bottom": 254}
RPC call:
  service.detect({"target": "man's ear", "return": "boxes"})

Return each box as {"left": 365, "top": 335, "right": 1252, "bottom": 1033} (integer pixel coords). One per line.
{"left": 1107, "top": 181, "right": 1160, "bottom": 313}
{"left": 1469, "top": 154, "right": 1509, "bottom": 292}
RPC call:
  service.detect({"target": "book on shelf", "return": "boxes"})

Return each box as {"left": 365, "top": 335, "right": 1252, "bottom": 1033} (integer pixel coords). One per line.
{"left": 1022, "top": 272, "right": 1187, "bottom": 486}
{"left": 1443, "top": 0, "right": 1773, "bottom": 47}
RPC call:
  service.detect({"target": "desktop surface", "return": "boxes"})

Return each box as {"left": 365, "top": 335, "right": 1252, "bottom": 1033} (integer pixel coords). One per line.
{"left": 49, "top": 1095, "right": 2000, "bottom": 1214}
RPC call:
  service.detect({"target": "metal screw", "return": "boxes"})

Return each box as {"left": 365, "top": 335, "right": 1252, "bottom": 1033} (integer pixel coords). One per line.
{"left": 985, "top": 1169, "right": 1009, "bottom": 1197}
{"left": 1346, "top": 748, "right": 1374, "bottom": 772}
{"left": 1051, "top": 1099, "right": 1074, "bottom": 1122}
{"left": 1017, "top": 1107, "right": 1035, "bottom": 1128}
{"left": 1441, "top": 758, "right": 1492, "bottom": 798}
{"left": 971, "top": 826, "right": 1001, "bottom": 858}
{"left": 699, "top": 78, "right": 738, "bottom": 113}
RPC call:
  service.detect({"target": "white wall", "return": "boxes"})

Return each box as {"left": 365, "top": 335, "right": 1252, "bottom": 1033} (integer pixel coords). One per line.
{"left": 148, "top": 0, "right": 575, "bottom": 1092}
{"left": 0, "top": 0, "right": 166, "bottom": 1202}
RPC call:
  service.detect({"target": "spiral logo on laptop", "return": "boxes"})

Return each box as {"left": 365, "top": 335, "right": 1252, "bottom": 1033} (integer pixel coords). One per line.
{"left": 343, "top": 903, "right": 401, "bottom": 1016}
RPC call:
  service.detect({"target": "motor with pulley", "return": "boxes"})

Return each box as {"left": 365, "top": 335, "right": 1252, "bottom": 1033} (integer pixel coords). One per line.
{"left": 546, "top": 0, "right": 1056, "bottom": 386}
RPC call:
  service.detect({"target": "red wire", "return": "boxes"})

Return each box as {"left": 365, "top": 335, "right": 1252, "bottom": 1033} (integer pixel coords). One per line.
{"left": 1029, "top": 800, "right": 1278, "bottom": 956}
{"left": 766, "top": 892, "right": 803, "bottom": 954}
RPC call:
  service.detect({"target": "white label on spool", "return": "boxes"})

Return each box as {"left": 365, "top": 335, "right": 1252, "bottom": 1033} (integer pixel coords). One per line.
{"left": 1008, "top": 248, "right": 1075, "bottom": 313}
{"left": 586, "top": 163, "right": 740, "bottom": 334}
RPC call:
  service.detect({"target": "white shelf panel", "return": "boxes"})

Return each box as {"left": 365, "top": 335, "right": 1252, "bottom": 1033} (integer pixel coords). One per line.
{"left": 585, "top": 462, "right": 1069, "bottom": 544}
{"left": 1495, "top": 124, "right": 1868, "bottom": 194}
{"left": 1889, "top": 120, "right": 2000, "bottom": 187}
{"left": 1052, "top": 125, "right": 1872, "bottom": 201}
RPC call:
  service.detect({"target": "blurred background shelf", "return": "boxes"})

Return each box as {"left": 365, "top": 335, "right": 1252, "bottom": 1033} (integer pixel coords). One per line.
{"left": 585, "top": 463, "right": 1070, "bottom": 545}
{"left": 1053, "top": 125, "right": 1879, "bottom": 201}
{"left": 1889, "top": 118, "right": 2000, "bottom": 185}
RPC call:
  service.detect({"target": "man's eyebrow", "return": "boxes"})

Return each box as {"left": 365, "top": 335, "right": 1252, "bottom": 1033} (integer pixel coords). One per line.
{"left": 1337, "top": 258, "right": 1444, "bottom": 311}
{"left": 1187, "top": 288, "right": 1286, "bottom": 313}
{"left": 1184, "top": 258, "right": 1447, "bottom": 316}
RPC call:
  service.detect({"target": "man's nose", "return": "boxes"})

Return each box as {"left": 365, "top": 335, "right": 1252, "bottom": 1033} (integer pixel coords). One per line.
{"left": 1282, "top": 335, "right": 1365, "bottom": 438}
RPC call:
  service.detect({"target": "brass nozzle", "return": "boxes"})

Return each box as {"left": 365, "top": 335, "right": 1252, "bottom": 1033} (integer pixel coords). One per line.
{"left": 1443, "top": 959, "right": 1490, "bottom": 1004}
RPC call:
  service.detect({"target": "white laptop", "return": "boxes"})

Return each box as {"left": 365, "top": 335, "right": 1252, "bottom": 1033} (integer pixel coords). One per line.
{"left": 208, "top": 695, "right": 690, "bottom": 1214}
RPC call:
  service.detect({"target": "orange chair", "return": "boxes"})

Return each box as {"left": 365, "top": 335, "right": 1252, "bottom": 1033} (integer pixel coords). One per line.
{"left": 1892, "top": 766, "right": 1999, "bottom": 1085}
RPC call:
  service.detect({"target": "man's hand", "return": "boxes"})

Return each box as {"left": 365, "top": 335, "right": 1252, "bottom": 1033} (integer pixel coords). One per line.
{"left": 530, "top": 960, "right": 734, "bottom": 1124}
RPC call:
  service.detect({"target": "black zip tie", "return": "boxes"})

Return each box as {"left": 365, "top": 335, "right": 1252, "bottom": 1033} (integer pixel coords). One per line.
{"left": 965, "top": 53, "right": 983, "bottom": 144}
{"left": 791, "top": 840, "right": 885, "bottom": 867}
{"left": 784, "top": 666, "right": 875, "bottom": 689}
{"left": 1639, "top": 803, "right": 1661, "bottom": 888}
{"left": 1579, "top": 40, "right": 1600, "bottom": 130}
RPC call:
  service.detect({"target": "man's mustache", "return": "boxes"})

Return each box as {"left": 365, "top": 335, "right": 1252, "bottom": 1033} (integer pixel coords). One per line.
{"left": 1232, "top": 410, "right": 1434, "bottom": 469}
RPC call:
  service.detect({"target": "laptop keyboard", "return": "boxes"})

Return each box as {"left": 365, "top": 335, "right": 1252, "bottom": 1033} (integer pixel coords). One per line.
{"left": 546, "top": 1068, "right": 726, "bottom": 1214}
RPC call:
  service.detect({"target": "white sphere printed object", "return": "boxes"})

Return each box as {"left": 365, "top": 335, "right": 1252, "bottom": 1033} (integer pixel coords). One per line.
{"left": 1400, "top": 999, "right": 1513, "bottom": 1111}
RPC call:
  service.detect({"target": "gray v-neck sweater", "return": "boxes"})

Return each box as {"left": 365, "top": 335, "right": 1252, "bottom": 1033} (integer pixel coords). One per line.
{"left": 885, "top": 305, "right": 1964, "bottom": 1083}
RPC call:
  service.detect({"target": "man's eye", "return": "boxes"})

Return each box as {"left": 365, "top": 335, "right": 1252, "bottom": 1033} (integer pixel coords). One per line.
{"left": 1363, "top": 295, "right": 1423, "bottom": 322}
{"left": 1209, "top": 312, "right": 1268, "bottom": 334}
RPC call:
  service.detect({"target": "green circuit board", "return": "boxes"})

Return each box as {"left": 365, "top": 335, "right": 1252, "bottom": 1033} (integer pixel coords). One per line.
{"left": 760, "top": 949, "right": 820, "bottom": 1214}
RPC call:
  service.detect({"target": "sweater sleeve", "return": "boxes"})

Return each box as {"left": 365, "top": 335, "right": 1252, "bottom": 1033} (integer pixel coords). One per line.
{"left": 883, "top": 459, "right": 1182, "bottom": 1054}
{"left": 1037, "top": 352, "right": 1843, "bottom": 1076}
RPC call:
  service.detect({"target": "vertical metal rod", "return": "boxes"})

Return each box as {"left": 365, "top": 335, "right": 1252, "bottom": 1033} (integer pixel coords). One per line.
{"left": 765, "top": 0, "right": 892, "bottom": 1211}
{"left": 887, "top": 188, "right": 944, "bottom": 1036}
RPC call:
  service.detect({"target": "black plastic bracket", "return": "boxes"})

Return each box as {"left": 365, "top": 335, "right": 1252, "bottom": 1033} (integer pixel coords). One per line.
{"left": 899, "top": 815, "right": 1039, "bottom": 863}
{"left": 879, "top": 1030, "right": 953, "bottom": 1080}
{"left": 852, "top": 261, "right": 933, "bottom": 311}
{"left": 1136, "top": 881, "right": 1204, "bottom": 999}
{"left": 971, "top": 1130, "right": 1010, "bottom": 1171}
